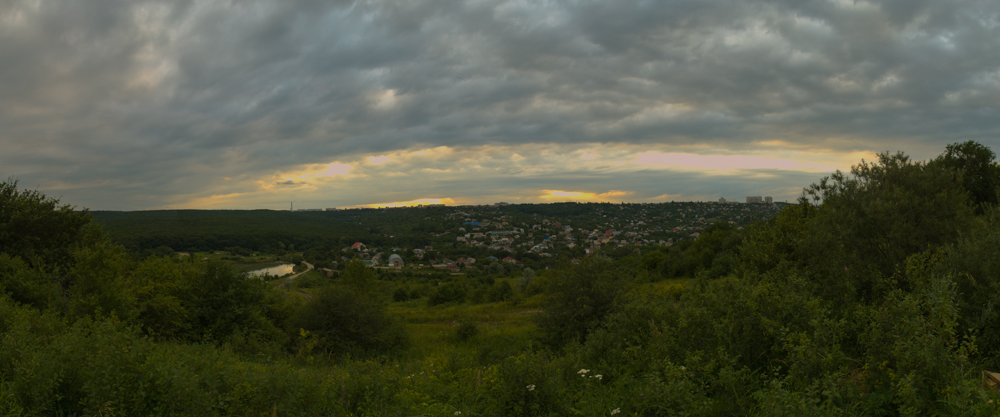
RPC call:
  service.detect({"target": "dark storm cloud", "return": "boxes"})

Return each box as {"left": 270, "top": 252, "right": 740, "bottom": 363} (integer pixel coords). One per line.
{"left": 2, "top": 0, "right": 999, "bottom": 209}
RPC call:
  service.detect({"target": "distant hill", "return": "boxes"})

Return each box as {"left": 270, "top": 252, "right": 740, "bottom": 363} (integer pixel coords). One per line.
{"left": 90, "top": 209, "right": 370, "bottom": 253}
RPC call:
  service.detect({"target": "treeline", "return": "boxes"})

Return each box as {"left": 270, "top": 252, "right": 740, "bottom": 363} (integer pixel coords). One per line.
{"left": 89, "top": 209, "right": 372, "bottom": 254}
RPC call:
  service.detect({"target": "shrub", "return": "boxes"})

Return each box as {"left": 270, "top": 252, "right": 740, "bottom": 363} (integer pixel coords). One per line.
{"left": 428, "top": 282, "right": 467, "bottom": 306}
{"left": 392, "top": 287, "right": 411, "bottom": 302}
{"left": 288, "top": 285, "right": 408, "bottom": 358}
{"left": 455, "top": 322, "right": 478, "bottom": 342}
{"left": 518, "top": 268, "right": 534, "bottom": 292}
{"left": 536, "top": 256, "right": 632, "bottom": 347}
{"left": 487, "top": 281, "right": 514, "bottom": 303}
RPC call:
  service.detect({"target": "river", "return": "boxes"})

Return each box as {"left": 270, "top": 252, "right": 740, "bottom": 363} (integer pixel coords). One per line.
{"left": 247, "top": 263, "right": 296, "bottom": 277}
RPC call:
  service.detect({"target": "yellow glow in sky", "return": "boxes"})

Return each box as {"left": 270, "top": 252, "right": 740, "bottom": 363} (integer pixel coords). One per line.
{"left": 539, "top": 190, "right": 634, "bottom": 201}
{"left": 202, "top": 142, "right": 870, "bottom": 210}
{"left": 541, "top": 190, "right": 596, "bottom": 199}
{"left": 365, "top": 198, "right": 456, "bottom": 208}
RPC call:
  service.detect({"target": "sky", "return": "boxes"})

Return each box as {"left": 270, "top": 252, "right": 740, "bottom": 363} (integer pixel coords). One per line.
{"left": 2, "top": 0, "right": 999, "bottom": 210}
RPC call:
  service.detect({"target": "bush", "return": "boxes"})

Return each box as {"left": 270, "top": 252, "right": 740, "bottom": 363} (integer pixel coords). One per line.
{"left": 0, "top": 178, "right": 92, "bottom": 270}
{"left": 0, "top": 298, "right": 405, "bottom": 415}
{"left": 392, "top": 287, "right": 411, "bottom": 302}
{"left": 518, "top": 268, "right": 534, "bottom": 292}
{"left": 455, "top": 322, "right": 478, "bottom": 342}
{"left": 487, "top": 281, "right": 514, "bottom": 303}
{"left": 288, "top": 285, "right": 408, "bottom": 358}
{"left": 536, "top": 256, "right": 632, "bottom": 347}
{"left": 0, "top": 253, "right": 61, "bottom": 310}
{"left": 428, "top": 282, "right": 467, "bottom": 306}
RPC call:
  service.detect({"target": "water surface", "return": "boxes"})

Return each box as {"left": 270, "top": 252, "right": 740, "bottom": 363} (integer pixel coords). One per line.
{"left": 248, "top": 263, "right": 295, "bottom": 277}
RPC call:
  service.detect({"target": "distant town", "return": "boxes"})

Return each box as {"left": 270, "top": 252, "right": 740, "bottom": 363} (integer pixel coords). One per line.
{"left": 310, "top": 198, "right": 786, "bottom": 272}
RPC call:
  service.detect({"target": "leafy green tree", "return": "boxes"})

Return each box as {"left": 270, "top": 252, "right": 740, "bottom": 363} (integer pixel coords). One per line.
{"left": 0, "top": 253, "right": 61, "bottom": 310}
{"left": 340, "top": 259, "right": 382, "bottom": 299}
{"left": 0, "top": 178, "right": 91, "bottom": 269}
{"left": 537, "top": 256, "right": 632, "bottom": 347}
{"left": 181, "top": 261, "right": 278, "bottom": 343}
{"left": 67, "top": 238, "right": 137, "bottom": 321}
{"left": 518, "top": 267, "right": 534, "bottom": 292}
{"left": 799, "top": 152, "right": 974, "bottom": 302}
{"left": 129, "top": 256, "right": 192, "bottom": 338}
{"left": 427, "top": 281, "right": 467, "bottom": 306}
{"left": 289, "top": 285, "right": 407, "bottom": 358}
{"left": 738, "top": 203, "right": 817, "bottom": 277}
{"left": 639, "top": 250, "right": 665, "bottom": 272}
{"left": 940, "top": 207, "right": 1000, "bottom": 366}
{"left": 487, "top": 280, "right": 514, "bottom": 302}
{"left": 932, "top": 140, "right": 1000, "bottom": 212}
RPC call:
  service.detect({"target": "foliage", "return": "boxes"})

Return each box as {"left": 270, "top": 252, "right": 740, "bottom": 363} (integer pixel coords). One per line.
{"left": 89, "top": 209, "right": 369, "bottom": 253}
{"left": 428, "top": 281, "right": 467, "bottom": 306}
{"left": 181, "top": 261, "right": 280, "bottom": 344}
{"left": 940, "top": 207, "right": 1000, "bottom": 366}
{"left": 341, "top": 259, "right": 377, "bottom": 295}
{"left": 487, "top": 280, "right": 514, "bottom": 303}
{"left": 0, "top": 178, "right": 92, "bottom": 270}
{"left": 288, "top": 285, "right": 408, "bottom": 359}
{"left": 518, "top": 267, "right": 534, "bottom": 292}
{"left": 797, "top": 151, "right": 974, "bottom": 303}
{"left": 0, "top": 253, "right": 61, "bottom": 310}
{"left": 653, "top": 221, "right": 744, "bottom": 280}
{"left": 454, "top": 321, "right": 479, "bottom": 342}
{"left": 932, "top": 140, "right": 1000, "bottom": 212}
{"left": 0, "top": 298, "right": 407, "bottom": 416}
{"left": 537, "top": 256, "right": 633, "bottom": 347}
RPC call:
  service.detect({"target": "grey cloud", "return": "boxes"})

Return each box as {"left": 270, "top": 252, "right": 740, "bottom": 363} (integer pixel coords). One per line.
{"left": 2, "top": 0, "right": 1000, "bottom": 209}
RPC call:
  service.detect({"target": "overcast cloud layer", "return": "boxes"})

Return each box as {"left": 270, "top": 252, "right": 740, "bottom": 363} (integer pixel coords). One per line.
{"left": 2, "top": 0, "right": 999, "bottom": 209}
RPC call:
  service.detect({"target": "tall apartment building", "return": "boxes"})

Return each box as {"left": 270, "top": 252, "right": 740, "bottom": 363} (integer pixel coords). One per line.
{"left": 765, "top": 196, "right": 773, "bottom": 204}
{"left": 746, "top": 196, "right": 763, "bottom": 203}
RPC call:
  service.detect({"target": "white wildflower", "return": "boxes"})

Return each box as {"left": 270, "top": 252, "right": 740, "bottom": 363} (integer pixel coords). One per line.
{"left": 527, "top": 384, "right": 536, "bottom": 391}
{"left": 611, "top": 408, "right": 621, "bottom": 415}
{"left": 577, "top": 369, "right": 589, "bottom": 374}
{"left": 455, "top": 412, "right": 461, "bottom": 416}
{"left": 595, "top": 374, "right": 603, "bottom": 380}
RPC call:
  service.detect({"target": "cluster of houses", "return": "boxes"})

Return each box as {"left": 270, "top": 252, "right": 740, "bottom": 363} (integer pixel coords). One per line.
{"left": 328, "top": 202, "right": 784, "bottom": 271}
{"left": 340, "top": 241, "right": 483, "bottom": 271}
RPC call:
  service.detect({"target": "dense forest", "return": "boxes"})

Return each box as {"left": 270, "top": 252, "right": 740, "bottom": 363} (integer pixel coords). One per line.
{"left": 3, "top": 140, "right": 1000, "bottom": 416}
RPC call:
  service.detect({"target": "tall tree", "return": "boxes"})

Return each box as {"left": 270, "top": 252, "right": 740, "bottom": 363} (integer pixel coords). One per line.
{"left": 0, "top": 178, "right": 91, "bottom": 269}
{"left": 933, "top": 140, "right": 1000, "bottom": 212}
{"left": 799, "top": 152, "right": 975, "bottom": 302}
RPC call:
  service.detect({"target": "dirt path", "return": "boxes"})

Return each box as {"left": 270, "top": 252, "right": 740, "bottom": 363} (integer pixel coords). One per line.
{"left": 278, "top": 262, "right": 314, "bottom": 289}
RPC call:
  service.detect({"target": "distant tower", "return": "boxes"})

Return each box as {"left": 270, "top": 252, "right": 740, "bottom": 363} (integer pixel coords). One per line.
{"left": 290, "top": 202, "right": 293, "bottom": 211}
